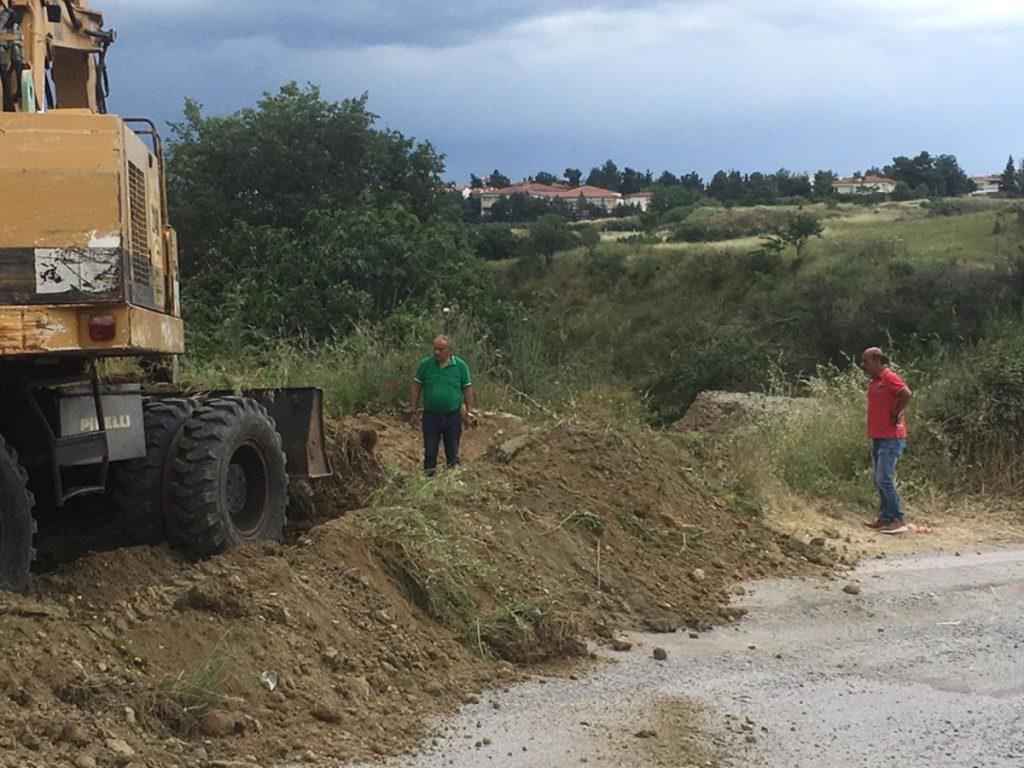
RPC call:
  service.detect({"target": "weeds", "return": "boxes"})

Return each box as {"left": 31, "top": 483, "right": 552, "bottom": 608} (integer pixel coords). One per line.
{"left": 159, "top": 654, "right": 233, "bottom": 715}
{"left": 616, "top": 510, "right": 657, "bottom": 542}
{"left": 141, "top": 645, "right": 234, "bottom": 736}
{"left": 475, "top": 601, "right": 582, "bottom": 664}
{"left": 362, "top": 467, "right": 501, "bottom": 623}
{"left": 546, "top": 507, "right": 605, "bottom": 536}
{"left": 677, "top": 527, "right": 709, "bottom": 553}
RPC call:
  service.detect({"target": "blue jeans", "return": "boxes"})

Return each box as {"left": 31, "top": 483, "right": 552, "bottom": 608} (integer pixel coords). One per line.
{"left": 423, "top": 410, "right": 462, "bottom": 474}
{"left": 871, "top": 438, "right": 906, "bottom": 522}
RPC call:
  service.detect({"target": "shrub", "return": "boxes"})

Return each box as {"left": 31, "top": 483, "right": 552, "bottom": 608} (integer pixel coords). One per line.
{"left": 668, "top": 207, "right": 792, "bottom": 243}
{"left": 474, "top": 223, "right": 522, "bottom": 261}
{"left": 755, "top": 367, "right": 873, "bottom": 502}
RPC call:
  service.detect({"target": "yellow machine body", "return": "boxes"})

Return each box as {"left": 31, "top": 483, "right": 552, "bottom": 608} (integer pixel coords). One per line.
{"left": 0, "top": 111, "right": 184, "bottom": 357}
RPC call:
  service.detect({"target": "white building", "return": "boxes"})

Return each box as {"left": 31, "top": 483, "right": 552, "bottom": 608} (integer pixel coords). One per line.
{"left": 478, "top": 182, "right": 623, "bottom": 213}
{"left": 970, "top": 175, "right": 1001, "bottom": 196}
{"left": 831, "top": 175, "right": 899, "bottom": 195}
{"left": 621, "top": 192, "right": 653, "bottom": 212}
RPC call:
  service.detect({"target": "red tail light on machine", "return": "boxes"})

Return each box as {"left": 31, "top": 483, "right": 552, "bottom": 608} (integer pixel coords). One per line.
{"left": 88, "top": 314, "right": 117, "bottom": 341}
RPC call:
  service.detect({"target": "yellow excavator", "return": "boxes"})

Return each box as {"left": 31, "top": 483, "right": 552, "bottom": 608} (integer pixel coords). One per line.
{"left": 0, "top": 0, "right": 330, "bottom": 591}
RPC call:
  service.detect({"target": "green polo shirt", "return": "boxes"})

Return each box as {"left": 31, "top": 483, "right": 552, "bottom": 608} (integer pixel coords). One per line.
{"left": 414, "top": 355, "right": 472, "bottom": 414}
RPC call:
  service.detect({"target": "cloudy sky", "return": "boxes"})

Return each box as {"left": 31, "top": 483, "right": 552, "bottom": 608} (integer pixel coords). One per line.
{"left": 101, "top": 0, "right": 1024, "bottom": 181}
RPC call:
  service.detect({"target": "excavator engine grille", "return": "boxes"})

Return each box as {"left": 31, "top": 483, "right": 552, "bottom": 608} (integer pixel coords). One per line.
{"left": 127, "top": 162, "right": 151, "bottom": 287}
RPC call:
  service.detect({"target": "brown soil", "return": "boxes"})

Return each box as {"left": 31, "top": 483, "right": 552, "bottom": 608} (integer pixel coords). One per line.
{"left": 0, "top": 414, "right": 832, "bottom": 768}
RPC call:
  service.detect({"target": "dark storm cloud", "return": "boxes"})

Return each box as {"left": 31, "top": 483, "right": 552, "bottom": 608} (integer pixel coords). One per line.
{"left": 104, "top": 0, "right": 665, "bottom": 49}
{"left": 99, "top": 1, "right": 1024, "bottom": 181}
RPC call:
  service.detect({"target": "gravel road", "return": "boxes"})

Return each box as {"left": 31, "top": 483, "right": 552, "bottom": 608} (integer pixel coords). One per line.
{"left": 347, "top": 548, "right": 1024, "bottom": 768}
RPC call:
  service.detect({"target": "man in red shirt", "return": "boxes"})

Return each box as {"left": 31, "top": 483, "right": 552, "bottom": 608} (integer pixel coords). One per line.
{"left": 861, "top": 347, "right": 913, "bottom": 534}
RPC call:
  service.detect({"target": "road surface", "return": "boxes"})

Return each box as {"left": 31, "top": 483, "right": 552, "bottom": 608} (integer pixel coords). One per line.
{"left": 346, "top": 548, "right": 1024, "bottom": 768}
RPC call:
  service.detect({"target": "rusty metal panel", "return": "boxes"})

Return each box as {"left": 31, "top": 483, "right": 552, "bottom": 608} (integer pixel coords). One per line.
{"left": 0, "top": 304, "right": 183, "bottom": 357}
{"left": 126, "top": 306, "right": 184, "bottom": 355}
{"left": 245, "top": 388, "right": 333, "bottom": 479}
{"left": 0, "top": 306, "right": 81, "bottom": 354}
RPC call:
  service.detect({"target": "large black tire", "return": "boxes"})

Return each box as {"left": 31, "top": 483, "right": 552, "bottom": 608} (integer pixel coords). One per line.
{"left": 166, "top": 397, "right": 288, "bottom": 558}
{"left": 110, "top": 398, "right": 195, "bottom": 545}
{"left": 0, "top": 436, "right": 36, "bottom": 592}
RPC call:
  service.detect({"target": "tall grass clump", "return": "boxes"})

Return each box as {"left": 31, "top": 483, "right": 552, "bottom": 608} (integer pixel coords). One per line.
{"left": 754, "top": 366, "right": 874, "bottom": 503}
{"left": 916, "top": 320, "right": 1024, "bottom": 493}
{"left": 184, "top": 305, "right": 605, "bottom": 419}
{"left": 362, "top": 467, "right": 504, "bottom": 624}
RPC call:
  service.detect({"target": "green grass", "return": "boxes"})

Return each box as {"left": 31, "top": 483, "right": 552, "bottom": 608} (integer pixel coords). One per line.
{"left": 810, "top": 205, "right": 1021, "bottom": 267}
{"left": 362, "top": 467, "right": 504, "bottom": 623}
{"left": 474, "top": 600, "right": 580, "bottom": 663}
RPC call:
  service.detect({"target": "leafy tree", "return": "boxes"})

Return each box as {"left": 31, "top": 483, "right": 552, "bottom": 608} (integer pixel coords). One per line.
{"left": 933, "top": 154, "right": 974, "bottom": 197}
{"left": 813, "top": 170, "right": 837, "bottom": 198}
{"left": 883, "top": 151, "right": 973, "bottom": 197}
{"left": 620, "top": 167, "right": 650, "bottom": 195}
{"left": 891, "top": 182, "right": 917, "bottom": 201}
{"left": 1000, "top": 156, "right": 1019, "bottom": 197}
{"left": 488, "top": 169, "right": 512, "bottom": 188}
{"left": 186, "top": 205, "right": 488, "bottom": 344}
{"left": 706, "top": 170, "right": 746, "bottom": 202}
{"left": 679, "top": 172, "right": 704, "bottom": 192}
{"left": 657, "top": 171, "right": 679, "bottom": 186}
{"left": 470, "top": 174, "right": 485, "bottom": 189}
{"left": 532, "top": 171, "right": 560, "bottom": 186}
{"left": 586, "top": 160, "right": 622, "bottom": 191}
{"left": 474, "top": 223, "right": 521, "bottom": 261}
{"left": 762, "top": 212, "right": 824, "bottom": 259}
{"left": 774, "top": 169, "right": 812, "bottom": 198}
{"left": 884, "top": 153, "right": 935, "bottom": 191}
{"left": 462, "top": 194, "right": 482, "bottom": 221}
{"left": 529, "top": 214, "right": 575, "bottom": 266}
{"left": 488, "top": 193, "right": 570, "bottom": 223}
{"left": 649, "top": 186, "right": 702, "bottom": 216}
{"left": 168, "top": 84, "right": 451, "bottom": 270}
{"left": 578, "top": 225, "right": 601, "bottom": 258}
{"left": 564, "top": 168, "right": 583, "bottom": 187}
{"left": 746, "top": 172, "right": 778, "bottom": 204}
{"left": 166, "top": 83, "right": 487, "bottom": 342}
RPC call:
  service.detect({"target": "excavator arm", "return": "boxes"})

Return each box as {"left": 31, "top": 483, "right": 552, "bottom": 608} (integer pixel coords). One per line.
{"left": 0, "top": 0, "right": 114, "bottom": 113}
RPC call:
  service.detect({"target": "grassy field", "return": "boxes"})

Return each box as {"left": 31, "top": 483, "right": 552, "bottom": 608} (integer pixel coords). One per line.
{"left": 641, "top": 199, "right": 1021, "bottom": 266}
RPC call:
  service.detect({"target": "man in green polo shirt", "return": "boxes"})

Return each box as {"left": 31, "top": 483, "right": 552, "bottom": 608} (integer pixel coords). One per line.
{"left": 409, "top": 335, "right": 476, "bottom": 474}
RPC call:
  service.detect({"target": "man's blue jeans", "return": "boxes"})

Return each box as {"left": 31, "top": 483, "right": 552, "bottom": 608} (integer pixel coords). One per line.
{"left": 871, "top": 438, "right": 906, "bottom": 522}
{"left": 423, "top": 410, "right": 462, "bottom": 475}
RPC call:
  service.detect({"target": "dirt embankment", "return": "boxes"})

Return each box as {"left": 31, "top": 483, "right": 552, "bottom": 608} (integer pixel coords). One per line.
{"left": 0, "top": 413, "right": 834, "bottom": 768}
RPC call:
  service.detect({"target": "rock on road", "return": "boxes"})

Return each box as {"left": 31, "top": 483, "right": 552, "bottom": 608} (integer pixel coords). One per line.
{"left": 344, "top": 548, "right": 1024, "bottom": 768}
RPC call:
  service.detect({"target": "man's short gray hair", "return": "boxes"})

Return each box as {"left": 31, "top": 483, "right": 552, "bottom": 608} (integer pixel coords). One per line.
{"left": 433, "top": 334, "right": 452, "bottom": 349}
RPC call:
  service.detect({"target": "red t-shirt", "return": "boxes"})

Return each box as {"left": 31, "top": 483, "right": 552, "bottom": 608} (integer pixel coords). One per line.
{"left": 867, "top": 369, "right": 908, "bottom": 439}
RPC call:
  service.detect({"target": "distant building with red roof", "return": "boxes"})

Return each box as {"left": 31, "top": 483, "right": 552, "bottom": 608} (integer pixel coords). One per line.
{"left": 831, "top": 175, "right": 899, "bottom": 195}
{"left": 970, "top": 175, "right": 1001, "bottom": 196}
{"left": 478, "top": 181, "right": 624, "bottom": 214}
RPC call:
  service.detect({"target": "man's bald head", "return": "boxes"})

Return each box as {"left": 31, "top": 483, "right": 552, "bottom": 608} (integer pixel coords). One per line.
{"left": 432, "top": 335, "right": 453, "bottom": 365}
{"left": 861, "top": 347, "right": 889, "bottom": 376}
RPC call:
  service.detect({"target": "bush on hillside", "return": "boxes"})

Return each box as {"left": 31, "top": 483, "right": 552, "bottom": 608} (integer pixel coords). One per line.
{"left": 167, "top": 84, "right": 491, "bottom": 343}
{"left": 473, "top": 223, "right": 522, "bottom": 261}
{"left": 918, "top": 322, "right": 1024, "bottom": 490}
{"left": 668, "top": 207, "right": 792, "bottom": 243}
{"left": 184, "top": 205, "right": 490, "bottom": 348}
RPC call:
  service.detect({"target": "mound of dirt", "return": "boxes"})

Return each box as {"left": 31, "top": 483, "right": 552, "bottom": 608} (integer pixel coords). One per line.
{"left": 673, "top": 391, "right": 804, "bottom": 433}
{"left": 0, "top": 533, "right": 508, "bottom": 767}
{"left": 0, "top": 414, "right": 835, "bottom": 768}
{"left": 422, "top": 419, "right": 831, "bottom": 639}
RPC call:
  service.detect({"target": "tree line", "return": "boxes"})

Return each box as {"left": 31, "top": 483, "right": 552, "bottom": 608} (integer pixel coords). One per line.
{"left": 470, "top": 151, "right": 979, "bottom": 204}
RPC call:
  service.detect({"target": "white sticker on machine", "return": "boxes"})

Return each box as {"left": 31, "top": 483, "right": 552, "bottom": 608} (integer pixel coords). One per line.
{"left": 35, "top": 246, "right": 121, "bottom": 295}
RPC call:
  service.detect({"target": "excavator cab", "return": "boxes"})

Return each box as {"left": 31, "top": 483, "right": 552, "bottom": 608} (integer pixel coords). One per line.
{"left": 0, "top": 1, "right": 331, "bottom": 593}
